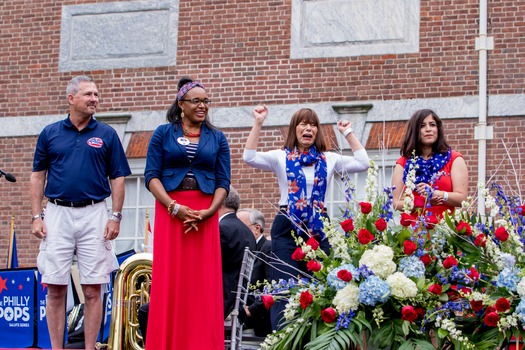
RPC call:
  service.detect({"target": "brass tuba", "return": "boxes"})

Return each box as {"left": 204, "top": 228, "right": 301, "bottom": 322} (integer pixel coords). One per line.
{"left": 99, "top": 252, "right": 153, "bottom": 350}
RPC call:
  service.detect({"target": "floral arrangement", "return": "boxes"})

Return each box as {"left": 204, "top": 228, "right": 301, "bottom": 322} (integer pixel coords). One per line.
{"left": 258, "top": 159, "right": 525, "bottom": 350}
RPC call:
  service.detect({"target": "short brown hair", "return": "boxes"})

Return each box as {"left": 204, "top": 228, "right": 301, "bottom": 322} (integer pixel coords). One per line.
{"left": 284, "top": 108, "right": 327, "bottom": 152}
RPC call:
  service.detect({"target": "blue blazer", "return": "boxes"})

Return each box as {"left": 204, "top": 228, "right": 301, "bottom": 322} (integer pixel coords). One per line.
{"left": 144, "top": 122, "right": 231, "bottom": 195}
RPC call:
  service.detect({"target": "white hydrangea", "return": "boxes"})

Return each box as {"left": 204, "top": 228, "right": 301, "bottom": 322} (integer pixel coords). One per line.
{"left": 517, "top": 278, "right": 525, "bottom": 298}
{"left": 359, "top": 245, "right": 396, "bottom": 279}
{"left": 386, "top": 272, "right": 418, "bottom": 299}
{"left": 333, "top": 283, "right": 359, "bottom": 314}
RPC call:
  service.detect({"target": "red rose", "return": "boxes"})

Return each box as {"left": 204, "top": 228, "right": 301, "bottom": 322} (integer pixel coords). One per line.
{"left": 306, "top": 259, "right": 322, "bottom": 272}
{"left": 460, "top": 287, "right": 472, "bottom": 295}
{"left": 291, "top": 247, "right": 306, "bottom": 261}
{"left": 495, "top": 227, "right": 509, "bottom": 242}
{"left": 495, "top": 298, "right": 511, "bottom": 312}
{"left": 400, "top": 212, "right": 414, "bottom": 227}
{"left": 306, "top": 236, "right": 320, "bottom": 250}
{"left": 374, "top": 218, "right": 387, "bottom": 232}
{"left": 414, "top": 195, "right": 426, "bottom": 208}
{"left": 425, "top": 215, "right": 439, "bottom": 229}
{"left": 415, "top": 307, "right": 426, "bottom": 319}
{"left": 403, "top": 240, "right": 417, "bottom": 255}
{"left": 420, "top": 254, "right": 432, "bottom": 265}
{"left": 262, "top": 295, "right": 275, "bottom": 310}
{"left": 359, "top": 202, "right": 372, "bottom": 214}
{"left": 340, "top": 218, "right": 354, "bottom": 232}
{"left": 468, "top": 267, "right": 480, "bottom": 281}
{"left": 321, "top": 307, "right": 337, "bottom": 323}
{"left": 428, "top": 284, "right": 443, "bottom": 295}
{"left": 357, "top": 228, "right": 374, "bottom": 245}
{"left": 299, "top": 290, "right": 314, "bottom": 309}
{"left": 456, "top": 221, "right": 473, "bottom": 236}
{"left": 401, "top": 305, "right": 418, "bottom": 322}
{"left": 337, "top": 269, "right": 353, "bottom": 282}
{"left": 470, "top": 299, "right": 484, "bottom": 312}
{"left": 518, "top": 205, "right": 525, "bottom": 216}
{"left": 443, "top": 256, "right": 458, "bottom": 269}
{"left": 474, "top": 234, "right": 487, "bottom": 247}
{"left": 486, "top": 306, "right": 496, "bottom": 314}
{"left": 484, "top": 311, "right": 500, "bottom": 327}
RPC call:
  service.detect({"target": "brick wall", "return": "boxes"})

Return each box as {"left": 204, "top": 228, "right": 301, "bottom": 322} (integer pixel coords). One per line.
{"left": 1, "top": 0, "right": 525, "bottom": 266}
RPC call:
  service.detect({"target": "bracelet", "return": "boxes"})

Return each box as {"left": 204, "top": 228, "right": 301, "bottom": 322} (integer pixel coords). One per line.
{"left": 31, "top": 214, "right": 43, "bottom": 222}
{"left": 343, "top": 128, "right": 354, "bottom": 138}
{"left": 171, "top": 203, "right": 181, "bottom": 217}
{"left": 443, "top": 191, "right": 449, "bottom": 202}
{"left": 167, "top": 200, "right": 177, "bottom": 215}
{"left": 110, "top": 211, "right": 122, "bottom": 223}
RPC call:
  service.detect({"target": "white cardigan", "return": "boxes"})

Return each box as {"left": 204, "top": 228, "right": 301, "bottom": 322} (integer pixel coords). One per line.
{"left": 243, "top": 148, "right": 370, "bottom": 206}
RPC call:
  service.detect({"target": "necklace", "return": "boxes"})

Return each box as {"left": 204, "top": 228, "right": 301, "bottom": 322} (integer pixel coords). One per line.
{"left": 183, "top": 127, "right": 201, "bottom": 137}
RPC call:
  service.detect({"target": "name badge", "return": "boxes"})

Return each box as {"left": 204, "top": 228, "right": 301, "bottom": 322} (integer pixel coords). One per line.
{"left": 177, "top": 137, "right": 190, "bottom": 145}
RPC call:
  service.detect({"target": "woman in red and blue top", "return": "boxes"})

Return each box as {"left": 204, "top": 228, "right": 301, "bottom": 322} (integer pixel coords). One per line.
{"left": 391, "top": 109, "right": 468, "bottom": 218}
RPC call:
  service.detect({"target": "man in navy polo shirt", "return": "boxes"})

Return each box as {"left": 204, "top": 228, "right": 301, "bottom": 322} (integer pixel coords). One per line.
{"left": 30, "top": 75, "right": 131, "bottom": 350}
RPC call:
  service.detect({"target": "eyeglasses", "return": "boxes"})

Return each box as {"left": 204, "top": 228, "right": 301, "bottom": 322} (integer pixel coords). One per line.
{"left": 180, "top": 98, "right": 212, "bottom": 106}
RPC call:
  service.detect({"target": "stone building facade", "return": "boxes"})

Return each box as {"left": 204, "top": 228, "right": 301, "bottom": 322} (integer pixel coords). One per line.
{"left": 0, "top": 0, "right": 524, "bottom": 266}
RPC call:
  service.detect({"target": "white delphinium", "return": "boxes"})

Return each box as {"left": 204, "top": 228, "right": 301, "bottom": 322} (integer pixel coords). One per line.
{"left": 372, "top": 307, "right": 385, "bottom": 327}
{"left": 323, "top": 217, "right": 351, "bottom": 262}
{"left": 485, "top": 238, "right": 503, "bottom": 270}
{"left": 359, "top": 245, "right": 396, "bottom": 279}
{"left": 478, "top": 181, "right": 499, "bottom": 218}
{"left": 498, "top": 314, "right": 518, "bottom": 332}
{"left": 386, "top": 272, "right": 418, "bottom": 299}
{"left": 440, "top": 318, "right": 474, "bottom": 349}
{"left": 402, "top": 161, "right": 417, "bottom": 213}
{"left": 283, "top": 293, "right": 300, "bottom": 321}
{"left": 365, "top": 159, "right": 379, "bottom": 203}
{"left": 333, "top": 283, "right": 359, "bottom": 314}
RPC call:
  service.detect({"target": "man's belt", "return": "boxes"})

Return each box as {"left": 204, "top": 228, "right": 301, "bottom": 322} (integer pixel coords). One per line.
{"left": 48, "top": 198, "right": 104, "bottom": 207}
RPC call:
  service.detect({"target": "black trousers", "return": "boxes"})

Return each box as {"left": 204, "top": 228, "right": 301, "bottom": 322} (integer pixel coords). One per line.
{"left": 269, "top": 209, "right": 330, "bottom": 330}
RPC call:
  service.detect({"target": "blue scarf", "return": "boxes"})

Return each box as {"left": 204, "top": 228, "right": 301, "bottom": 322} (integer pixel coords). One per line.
{"left": 285, "top": 146, "right": 328, "bottom": 239}
{"left": 402, "top": 148, "right": 452, "bottom": 184}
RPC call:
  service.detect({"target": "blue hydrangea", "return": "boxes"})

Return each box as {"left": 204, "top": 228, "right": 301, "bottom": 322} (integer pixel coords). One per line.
{"left": 327, "top": 263, "right": 360, "bottom": 290}
{"left": 496, "top": 267, "right": 520, "bottom": 291}
{"left": 358, "top": 275, "right": 390, "bottom": 306}
{"left": 398, "top": 255, "right": 426, "bottom": 278}
{"left": 516, "top": 299, "right": 525, "bottom": 324}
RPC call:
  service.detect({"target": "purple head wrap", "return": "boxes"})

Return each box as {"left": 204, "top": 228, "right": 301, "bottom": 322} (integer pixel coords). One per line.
{"left": 177, "top": 81, "right": 205, "bottom": 101}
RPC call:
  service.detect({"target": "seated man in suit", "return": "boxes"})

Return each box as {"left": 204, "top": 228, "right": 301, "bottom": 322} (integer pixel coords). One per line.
{"left": 218, "top": 187, "right": 256, "bottom": 318}
{"left": 237, "top": 208, "right": 272, "bottom": 337}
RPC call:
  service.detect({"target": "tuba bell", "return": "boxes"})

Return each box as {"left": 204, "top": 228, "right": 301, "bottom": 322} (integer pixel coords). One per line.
{"left": 98, "top": 252, "right": 152, "bottom": 350}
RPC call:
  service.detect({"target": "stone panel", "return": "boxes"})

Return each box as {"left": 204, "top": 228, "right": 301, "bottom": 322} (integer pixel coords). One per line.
{"left": 59, "top": 0, "right": 178, "bottom": 71}
{"left": 291, "top": 0, "right": 419, "bottom": 58}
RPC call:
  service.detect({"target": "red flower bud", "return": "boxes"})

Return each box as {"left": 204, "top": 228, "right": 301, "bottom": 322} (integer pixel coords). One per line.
{"left": 306, "top": 259, "right": 322, "bottom": 272}
{"left": 299, "top": 290, "right": 314, "bottom": 309}
{"left": 340, "top": 218, "right": 354, "bottom": 232}
{"left": 401, "top": 305, "right": 418, "bottom": 322}
{"left": 321, "top": 307, "right": 337, "bottom": 323}
{"left": 374, "top": 218, "right": 388, "bottom": 232}
{"left": 484, "top": 311, "right": 500, "bottom": 327}
{"left": 306, "top": 236, "right": 320, "bottom": 250}
{"left": 357, "top": 228, "right": 374, "bottom": 245}
{"left": 495, "top": 297, "right": 511, "bottom": 312}
{"left": 359, "top": 201, "right": 372, "bottom": 214}
{"left": 400, "top": 212, "right": 414, "bottom": 227}
{"left": 456, "top": 221, "right": 473, "bottom": 236}
{"left": 428, "top": 284, "right": 443, "bottom": 295}
{"left": 474, "top": 234, "right": 487, "bottom": 247}
{"left": 495, "top": 227, "right": 509, "bottom": 242}
{"left": 425, "top": 215, "right": 439, "bottom": 229}
{"left": 443, "top": 256, "right": 458, "bottom": 269}
{"left": 420, "top": 254, "right": 432, "bottom": 265}
{"left": 291, "top": 247, "right": 306, "bottom": 261}
{"left": 262, "top": 295, "right": 275, "bottom": 310}
{"left": 337, "top": 269, "right": 353, "bottom": 282}
{"left": 470, "top": 299, "right": 484, "bottom": 312}
{"left": 403, "top": 240, "right": 417, "bottom": 255}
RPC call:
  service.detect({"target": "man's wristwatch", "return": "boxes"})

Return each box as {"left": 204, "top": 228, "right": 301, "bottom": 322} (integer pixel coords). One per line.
{"left": 110, "top": 211, "right": 123, "bottom": 223}
{"left": 31, "top": 214, "right": 43, "bottom": 222}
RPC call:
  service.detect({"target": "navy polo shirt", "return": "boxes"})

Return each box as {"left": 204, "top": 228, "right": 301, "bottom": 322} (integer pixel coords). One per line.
{"left": 33, "top": 116, "right": 131, "bottom": 202}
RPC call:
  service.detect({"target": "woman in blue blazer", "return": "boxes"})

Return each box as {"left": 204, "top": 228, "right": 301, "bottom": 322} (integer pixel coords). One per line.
{"left": 144, "top": 77, "right": 230, "bottom": 350}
